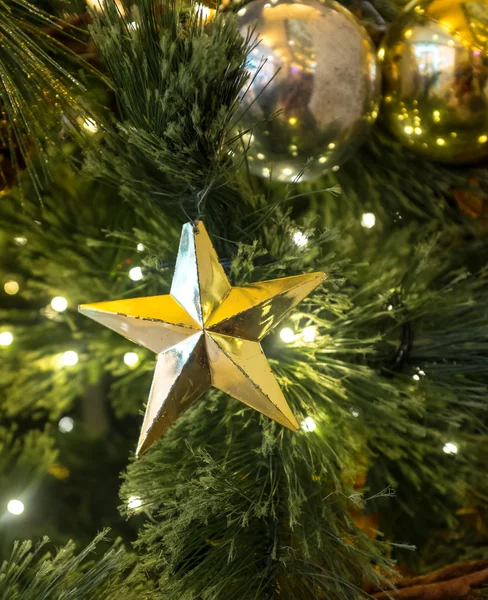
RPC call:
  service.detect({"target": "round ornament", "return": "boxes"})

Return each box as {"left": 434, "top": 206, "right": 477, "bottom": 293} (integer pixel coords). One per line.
{"left": 237, "top": 0, "right": 381, "bottom": 182}
{"left": 381, "top": 0, "right": 488, "bottom": 164}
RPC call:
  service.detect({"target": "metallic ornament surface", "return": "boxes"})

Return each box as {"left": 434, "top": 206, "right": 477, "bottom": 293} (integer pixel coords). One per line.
{"left": 79, "top": 222, "right": 325, "bottom": 454}
{"left": 237, "top": 0, "right": 381, "bottom": 182}
{"left": 381, "top": 0, "right": 488, "bottom": 164}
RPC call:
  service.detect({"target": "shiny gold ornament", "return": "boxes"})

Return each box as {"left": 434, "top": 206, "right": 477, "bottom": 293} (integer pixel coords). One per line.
{"left": 80, "top": 222, "right": 325, "bottom": 454}
{"left": 236, "top": 0, "right": 381, "bottom": 182}
{"left": 381, "top": 0, "right": 488, "bottom": 164}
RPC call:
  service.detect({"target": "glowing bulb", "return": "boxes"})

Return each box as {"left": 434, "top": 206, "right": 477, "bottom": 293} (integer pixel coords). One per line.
{"left": 288, "top": 117, "right": 297, "bottom": 125}
{"left": 137, "top": 243, "right": 145, "bottom": 252}
{"left": 7, "top": 500, "right": 24, "bottom": 515}
{"left": 4, "top": 281, "right": 19, "bottom": 295}
{"left": 302, "top": 326, "right": 316, "bottom": 342}
{"left": 262, "top": 168, "right": 270, "bottom": 177}
{"left": 436, "top": 138, "right": 446, "bottom": 146}
{"left": 14, "top": 236, "right": 27, "bottom": 246}
{"left": 129, "top": 266, "right": 143, "bottom": 281}
{"left": 404, "top": 29, "right": 413, "bottom": 38}
{"left": 127, "top": 495, "right": 143, "bottom": 510}
{"left": 432, "top": 34, "right": 438, "bottom": 41}
{"left": 351, "top": 409, "right": 360, "bottom": 418}
{"left": 0, "top": 331, "right": 13, "bottom": 346}
{"left": 413, "top": 374, "right": 420, "bottom": 381}
{"left": 51, "top": 296, "right": 68, "bottom": 312}
{"left": 448, "top": 39, "right": 454, "bottom": 46}
{"left": 61, "top": 350, "right": 78, "bottom": 366}
{"left": 301, "top": 416, "right": 316, "bottom": 432}
{"left": 377, "top": 48, "right": 385, "bottom": 60}
{"left": 293, "top": 230, "right": 308, "bottom": 247}
{"left": 237, "top": 7, "right": 246, "bottom": 15}
{"left": 280, "top": 328, "right": 295, "bottom": 343}
{"left": 328, "top": 142, "right": 336, "bottom": 149}
{"left": 414, "top": 127, "right": 422, "bottom": 135}
{"left": 433, "top": 110, "right": 440, "bottom": 122}
{"left": 82, "top": 118, "right": 98, "bottom": 134}
{"left": 443, "top": 442, "right": 458, "bottom": 455}
{"left": 332, "top": 166, "right": 339, "bottom": 172}
{"left": 59, "top": 416, "right": 74, "bottom": 433}
{"left": 478, "top": 135, "right": 488, "bottom": 143}
{"left": 256, "top": 153, "right": 265, "bottom": 160}
{"left": 361, "top": 212, "right": 376, "bottom": 229}
{"left": 404, "top": 125, "right": 413, "bottom": 135}
{"left": 387, "top": 304, "right": 393, "bottom": 311}
{"left": 282, "top": 168, "right": 293, "bottom": 176}
{"left": 124, "top": 351, "right": 139, "bottom": 367}
{"left": 318, "top": 156, "right": 327, "bottom": 164}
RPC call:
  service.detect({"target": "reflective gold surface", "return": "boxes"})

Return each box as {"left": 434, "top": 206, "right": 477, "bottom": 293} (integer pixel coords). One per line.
{"left": 381, "top": 0, "right": 488, "bottom": 163}
{"left": 80, "top": 222, "right": 326, "bottom": 454}
{"left": 237, "top": 0, "right": 381, "bottom": 182}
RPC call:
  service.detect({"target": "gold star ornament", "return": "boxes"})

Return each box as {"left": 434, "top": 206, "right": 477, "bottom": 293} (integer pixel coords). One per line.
{"left": 79, "top": 222, "right": 325, "bottom": 455}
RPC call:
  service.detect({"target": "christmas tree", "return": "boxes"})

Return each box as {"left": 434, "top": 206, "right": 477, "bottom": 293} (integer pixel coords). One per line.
{"left": 1, "top": 0, "right": 488, "bottom": 598}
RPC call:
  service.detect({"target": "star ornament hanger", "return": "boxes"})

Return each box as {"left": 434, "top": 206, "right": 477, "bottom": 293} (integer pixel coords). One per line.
{"left": 79, "top": 222, "right": 325, "bottom": 455}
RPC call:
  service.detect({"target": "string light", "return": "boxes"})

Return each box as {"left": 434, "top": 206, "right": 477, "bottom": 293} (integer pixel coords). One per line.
{"left": 7, "top": 499, "right": 24, "bottom": 515}
{"left": 302, "top": 326, "right": 316, "bottom": 342}
{"left": 81, "top": 118, "right": 98, "bottom": 134}
{"left": 137, "top": 243, "right": 145, "bottom": 252}
{"left": 361, "top": 212, "right": 376, "bottom": 229}
{"left": 280, "top": 328, "right": 295, "bottom": 343}
{"left": 4, "top": 281, "right": 19, "bottom": 295}
{"left": 124, "top": 352, "right": 139, "bottom": 367}
{"left": 129, "top": 267, "right": 143, "bottom": 281}
{"left": 59, "top": 416, "right": 74, "bottom": 433}
{"left": 51, "top": 296, "right": 68, "bottom": 312}
{"left": 301, "top": 416, "right": 317, "bottom": 432}
{"left": 293, "top": 230, "right": 308, "bottom": 247}
{"left": 413, "top": 374, "right": 420, "bottom": 381}
{"left": 127, "top": 495, "right": 142, "bottom": 510}
{"left": 14, "top": 236, "right": 27, "bottom": 246}
{"left": 0, "top": 331, "right": 13, "bottom": 346}
{"left": 61, "top": 351, "right": 79, "bottom": 367}
{"left": 351, "top": 409, "right": 360, "bottom": 418}
{"left": 443, "top": 442, "right": 458, "bottom": 455}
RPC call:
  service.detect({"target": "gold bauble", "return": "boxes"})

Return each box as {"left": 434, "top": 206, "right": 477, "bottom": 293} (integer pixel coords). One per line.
{"left": 381, "top": 0, "right": 488, "bottom": 164}
{"left": 237, "top": 0, "right": 381, "bottom": 182}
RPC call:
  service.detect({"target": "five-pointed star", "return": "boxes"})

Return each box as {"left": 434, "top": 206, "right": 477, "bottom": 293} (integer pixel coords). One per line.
{"left": 79, "top": 222, "right": 325, "bottom": 454}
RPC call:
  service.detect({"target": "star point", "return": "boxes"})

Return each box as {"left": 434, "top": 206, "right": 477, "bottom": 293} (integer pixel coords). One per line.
{"left": 79, "top": 222, "right": 325, "bottom": 454}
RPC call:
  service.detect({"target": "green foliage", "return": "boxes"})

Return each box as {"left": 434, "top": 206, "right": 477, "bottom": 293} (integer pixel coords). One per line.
{"left": 0, "top": 0, "right": 95, "bottom": 190}
{"left": 0, "top": 532, "right": 147, "bottom": 600}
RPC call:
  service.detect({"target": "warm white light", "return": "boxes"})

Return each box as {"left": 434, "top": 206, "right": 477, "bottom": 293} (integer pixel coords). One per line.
{"left": 14, "top": 236, "right": 27, "bottom": 246}
{"left": 387, "top": 304, "right": 393, "bottom": 311}
{"left": 351, "top": 409, "right": 360, "bottom": 418}
{"left": 59, "top": 416, "right": 74, "bottom": 433}
{"left": 280, "top": 328, "right": 295, "bottom": 343}
{"left": 413, "top": 374, "right": 420, "bottom": 381}
{"left": 256, "top": 153, "right": 265, "bottom": 160}
{"left": 328, "top": 142, "right": 336, "bottom": 149}
{"left": 377, "top": 48, "right": 385, "bottom": 60}
{"left": 7, "top": 499, "right": 24, "bottom": 515}
{"left": 443, "top": 442, "right": 458, "bottom": 455}
{"left": 0, "top": 331, "right": 13, "bottom": 346}
{"left": 436, "top": 138, "right": 446, "bottom": 146}
{"left": 293, "top": 230, "right": 308, "bottom": 247}
{"left": 302, "top": 326, "right": 316, "bottom": 342}
{"left": 237, "top": 7, "right": 246, "bottom": 15}
{"left": 282, "top": 168, "right": 293, "bottom": 176}
{"left": 129, "top": 267, "right": 143, "bottom": 281}
{"left": 4, "top": 281, "right": 19, "bottom": 295}
{"left": 124, "top": 352, "right": 139, "bottom": 367}
{"left": 127, "top": 495, "right": 142, "bottom": 510}
{"left": 137, "top": 243, "right": 145, "bottom": 252}
{"left": 318, "top": 156, "right": 327, "bottom": 164}
{"left": 51, "top": 296, "right": 68, "bottom": 312}
{"left": 82, "top": 118, "right": 98, "bottom": 134}
{"left": 61, "top": 351, "right": 78, "bottom": 366}
{"left": 361, "top": 212, "right": 376, "bottom": 229}
{"left": 301, "top": 416, "right": 317, "bottom": 432}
